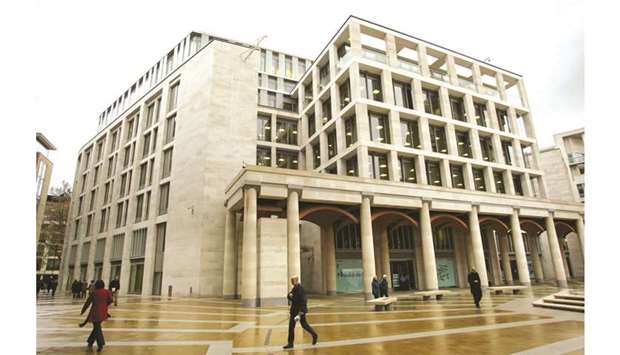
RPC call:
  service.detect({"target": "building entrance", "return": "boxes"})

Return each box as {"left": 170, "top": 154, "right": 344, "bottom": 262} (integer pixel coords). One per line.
{"left": 436, "top": 257, "right": 457, "bottom": 288}
{"left": 390, "top": 260, "right": 415, "bottom": 290}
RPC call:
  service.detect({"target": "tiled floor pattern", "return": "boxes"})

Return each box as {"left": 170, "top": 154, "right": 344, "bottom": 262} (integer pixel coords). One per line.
{"left": 36, "top": 284, "right": 583, "bottom": 354}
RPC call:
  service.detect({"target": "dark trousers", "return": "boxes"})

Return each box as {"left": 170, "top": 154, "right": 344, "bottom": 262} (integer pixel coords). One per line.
{"left": 87, "top": 322, "right": 105, "bottom": 348}
{"left": 380, "top": 289, "right": 388, "bottom": 297}
{"left": 471, "top": 289, "right": 482, "bottom": 307}
{"left": 287, "top": 313, "right": 317, "bottom": 345}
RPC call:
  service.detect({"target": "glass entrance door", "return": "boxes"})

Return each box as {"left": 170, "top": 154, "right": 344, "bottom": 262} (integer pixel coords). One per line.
{"left": 390, "top": 260, "right": 415, "bottom": 290}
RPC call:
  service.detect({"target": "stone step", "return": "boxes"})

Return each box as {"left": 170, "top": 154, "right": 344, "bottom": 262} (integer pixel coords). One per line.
{"left": 555, "top": 293, "right": 584, "bottom": 302}
{"left": 533, "top": 299, "right": 584, "bottom": 313}
{"left": 543, "top": 297, "right": 584, "bottom": 307}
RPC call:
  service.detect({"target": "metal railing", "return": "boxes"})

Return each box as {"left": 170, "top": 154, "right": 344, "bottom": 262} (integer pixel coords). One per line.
{"left": 398, "top": 58, "right": 420, "bottom": 74}
{"left": 567, "top": 152, "right": 584, "bottom": 165}
{"left": 362, "top": 47, "right": 386, "bottom": 64}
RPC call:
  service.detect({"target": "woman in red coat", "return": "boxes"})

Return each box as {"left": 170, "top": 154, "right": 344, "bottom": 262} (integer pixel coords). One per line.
{"left": 80, "top": 280, "right": 112, "bottom": 352}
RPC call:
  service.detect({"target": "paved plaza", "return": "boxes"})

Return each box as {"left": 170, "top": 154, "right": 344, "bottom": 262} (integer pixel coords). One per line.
{"left": 36, "top": 284, "right": 583, "bottom": 354}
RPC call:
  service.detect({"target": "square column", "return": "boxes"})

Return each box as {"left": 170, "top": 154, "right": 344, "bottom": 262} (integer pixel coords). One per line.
{"left": 420, "top": 199, "right": 438, "bottom": 290}
{"left": 380, "top": 228, "right": 392, "bottom": 289}
{"left": 287, "top": 190, "right": 301, "bottom": 282}
{"left": 576, "top": 215, "right": 585, "bottom": 257}
{"left": 222, "top": 209, "right": 237, "bottom": 298}
{"left": 324, "top": 224, "right": 337, "bottom": 295}
{"left": 360, "top": 195, "right": 376, "bottom": 300}
{"left": 510, "top": 210, "right": 531, "bottom": 286}
{"left": 453, "top": 235, "right": 468, "bottom": 288}
{"left": 545, "top": 212, "right": 568, "bottom": 288}
{"left": 529, "top": 234, "right": 545, "bottom": 283}
{"left": 241, "top": 187, "right": 258, "bottom": 307}
{"left": 499, "top": 233, "right": 513, "bottom": 285}
{"left": 487, "top": 231, "right": 502, "bottom": 286}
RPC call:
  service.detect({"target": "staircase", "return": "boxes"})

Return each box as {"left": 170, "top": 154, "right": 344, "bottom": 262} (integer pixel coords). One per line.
{"left": 533, "top": 290, "right": 584, "bottom": 313}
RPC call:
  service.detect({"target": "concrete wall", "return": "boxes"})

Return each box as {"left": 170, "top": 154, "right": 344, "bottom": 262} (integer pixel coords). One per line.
{"left": 258, "top": 218, "right": 288, "bottom": 305}
{"left": 538, "top": 148, "right": 576, "bottom": 202}
{"left": 300, "top": 221, "right": 323, "bottom": 293}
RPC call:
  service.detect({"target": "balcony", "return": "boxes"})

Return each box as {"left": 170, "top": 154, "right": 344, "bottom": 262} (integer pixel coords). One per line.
{"left": 429, "top": 68, "right": 448, "bottom": 82}
{"left": 398, "top": 58, "right": 420, "bottom": 74}
{"left": 362, "top": 47, "right": 386, "bottom": 64}
{"left": 567, "top": 152, "right": 584, "bottom": 165}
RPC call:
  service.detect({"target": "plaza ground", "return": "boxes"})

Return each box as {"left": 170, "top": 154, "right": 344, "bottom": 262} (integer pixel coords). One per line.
{"left": 36, "top": 283, "right": 583, "bottom": 354}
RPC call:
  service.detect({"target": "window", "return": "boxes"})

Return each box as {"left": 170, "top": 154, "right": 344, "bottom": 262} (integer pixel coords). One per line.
{"left": 307, "top": 113, "right": 316, "bottom": 137}
{"left": 89, "top": 189, "right": 97, "bottom": 211}
{"left": 148, "top": 158, "right": 154, "bottom": 186}
{"left": 456, "top": 132, "right": 472, "bottom": 157}
{"left": 325, "top": 164, "right": 337, "bottom": 174}
{"left": 158, "top": 183, "right": 170, "bottom": 215}
{"left": 513, "top": 174, "right": 524, "bottom": 196}
{"left": 126, "top": 118, "right": 135, "bottom": 140}
{"left": 142, "top": 132, "right": 151, "bottom": 158}
{"left": 81, "top": 173, "right": 88, "bottom": 193}
{"left": 304, "top": 83, "right": 313, "bottom": 106}
{"left": 283, "top": 80, "right": 296, "bottom": 93}
{"left": 77, "top": 196, "right": 84, "bottom": 214}
{"left": 260, "top": 50, "right": 266, "bottom": 71}
{"left": 110, "top": 130, "right": 119, "bottom": 152}
{"left": 344, "top": 116, "right": 357, "bottom": 147}
{"left": 327, "top": 130, "right": 337, "bottom": 159}
{"left": 346, "top": 156, "right": 358, "bottom": 176}
{"left": 339, "top": 79, "right": 351, "bottom": 109}
{"left": 480, "top": 136, "right": 495, "bottom": 162}
{"left": 74, "top": 219, "right": 80, "bottom": 240}
{"left": 337, "top": 42, "right": 351, "bottom": 63}
{"left": 119, "top": 173, "right": 127, "bottom": 198}
{"left": 103, "top": 181, "right": 111, "bottom": 203}
{"left": 577, "top": 183, "right": 584, "bottom": 198}
{"left": 111, "top": 234, "right": 124, "bottom": 261}
{"left": 312, "top": 141, "right": 321, "bottom": 168}
{"left": 138, "top": 163, "right": 147, "bottom": 189}
{"left": 257, "top": 115, "right": 271, "bottom": 141}
{"left": 266, "top": 91, "right": 276, "bottom": 107}
{"left": 522, "top": 145, "right": 533, "bottom": 168}
{"left": 166, "top": 51, "right": 174, "bottom": 73}
{"left": 473, "top": 168, "right": 486, "bottom": 191}
{"left": 450, "top": 164, "right": 465, "bottom": 189}
{"left": 360, "top": 72, "right": 382, "bottom": 101}
{"left": 494, "top": 172, "right": 506, "bottom": 193}
{"left": 268, "top": 76, "right": 277, "bottom": 90}
{"left": 401, "top": 119, "right": 421, "bottom": 148}
{"left": 388, "top": 225, "right": 414, "bottom": 250}
{"left": 115, "top": 202, "right": 124, "bottom": 228}
{"left": 272, "top": 53, "right": 280, "bottom": 75}
{"left": 161, "top": 148, "right": 173, "bottom": 178}
{"left": 426, "top": 161, "right": 442, "bottom": 186}
{"left": 275, "top": 119, "right": 298, "bottom": 145}
{"left": 321, "top": 99, "right": 331, "bottom": 124}
{"left": 474, "top": 103, "right": 487, "bottom": 127}
{"left": 501, "top": 141, "right": 514, "bottom": 165}
{"left": 86, "top": 214, "right": 93, "bottom": 236}
{"left": 145, "top": 97, "right": 161, "bottom": 128}
{"left": 297, "top": 59, "right": 306, "bottom": 77}
{"left": 164, "top": 115, "right": 176, "bottom": 144}
{"left": 135, "top": 194, "right": 144, "bottom": 222}
{"left": 144, "top": 191, "right": 151, "bottom": 220}
{"left": 93, "top": 166, "right": 100, "bottom": 186}
{"left": 276, "top": 150, "right": 298, "bottom": 169}
{"left": 447, "top": 97, "right": 466, "bottom": 123}
{"left": 168, "top": 82, "right": 179, "bottom": 112}
{"left": 98, "top": 208, "right": 108, "bottom": 232}
{"left": 285, "top": 56, "right": 293, "bottom": 78}
{"left": 336, "top": 224, "right": 361, "bottom": 250}
{"left": 423, "top": 88, "right": 441, "bottom": 116}
{"left": 319, "top": 63, "right": 330, "bottom": 87}
{"left": 393, "top": 81, "right": 413, "bottom": 109}
{"left": 96, "top": 140, "right": 104, "bottom": 162}
{"left": 496, "top": 109, "right": 511, "bottom": 132}
{"left": 399, "top": 156, "right": 416, "bottom": 183}
{"left": 369, "top": 153, "right": 389, "bottom": 180}
{"left": 368, "top": 112, "right": 390, "bottom": 144}
{"left": 256, "top": 147, "right": 271, "bottom": 166}
{"left": 429, "top": 125, "right": 448, "bottom": 153}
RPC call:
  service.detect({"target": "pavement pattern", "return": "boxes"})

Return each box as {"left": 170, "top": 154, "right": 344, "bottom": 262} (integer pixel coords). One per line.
{"left": 36, "top": 284, "right": 584, "bottom": 354}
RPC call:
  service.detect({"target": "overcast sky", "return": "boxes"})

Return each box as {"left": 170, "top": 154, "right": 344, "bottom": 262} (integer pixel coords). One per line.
{"left": 32, "top": 0, "right": 583, "bottom": 188}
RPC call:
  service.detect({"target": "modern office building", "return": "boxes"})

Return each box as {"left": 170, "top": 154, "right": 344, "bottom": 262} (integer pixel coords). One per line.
{"left": 539, "top": 128, "right": 585, "bottom": 203}
{"left": 59, "top": 16, "right": 584, "bottom": 306}
{"left": 36, "top": 133, "right": 56, "bottom": 242}
{"left": 37, "top": 191, "right": 71, "bottom": 283}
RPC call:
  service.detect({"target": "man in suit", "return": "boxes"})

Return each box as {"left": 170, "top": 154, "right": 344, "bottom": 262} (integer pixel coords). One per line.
{"left": 380, "top": 274, "right": 389, "bottom": 297}
{"left": 468, "top": 267, "right": 483, "bottom": 308}
{"left": 371, "top": 276, "right": 380, "bottom": 298}
{"left": 283, "top": 276, "right": 318, "bottom": 349}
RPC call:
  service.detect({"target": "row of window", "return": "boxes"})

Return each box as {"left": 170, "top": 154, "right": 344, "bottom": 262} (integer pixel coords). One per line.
{"left": 257, "top": 115, "right": 298, "bottom": 144}
{"left": 259, "top": 50, "right": 308, "bottom": 79}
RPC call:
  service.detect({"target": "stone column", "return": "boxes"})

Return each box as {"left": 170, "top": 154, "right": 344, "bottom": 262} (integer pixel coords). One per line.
{"left": 420, "top": 200, "right": 438, "bottom": 290}
{"left": 529, "top": 234, "right": 545, "bottom": 283}
{"left": 545, "top": 212, "right": 568, "bottom": 288}
{"left": 510, "top": 210, "right": 531, "bottom": 286}
{"left": 287, "top": 190, "right": 301, "bottom": 282}
{"left": 576, "top": 215, "right": 585, "bottom": 258}
{"left": 465, "top": 234, "right": 475, "bottom": 270}
{"left": 487, "top": 231, "right": 502, "bottom": 286}
{"left": 222, "top": 209, "right": 237, "bottom": 298}
{"left": 380, "top": 228, "right": 392, "bottom": 288}
{"left": 453, "top": 235, "right": 468, "bottom": 288}
{"left": 324, "top": 224, "right": 337, "bottom": 295}
{"left": 469, "top": 205, "right": 489, "bottom": 288}
{"left": 499, "top": 234, "right": 513, "bottom": 285}
{"left": 241, "top": 187, "right": 258, "bottom": 307}
{"left": 360, "top": 195, "right": 376, "bottom": 300}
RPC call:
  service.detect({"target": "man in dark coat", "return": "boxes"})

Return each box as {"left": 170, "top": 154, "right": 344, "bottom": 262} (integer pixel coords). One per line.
{"left": 71, "top": 280, "right": 79, "bottom": 299}
{"left": 109, "top": 276, "right": 120, "bottom": 306}
{"left": 380, "top": 274, "right": 389, "bottom": 297}
{"left": 468, "top": 267, "right": 483, "bottom": 308}
{"left": 283, "top": 276, "right": 318, "bottom": 349}
{"left": 371, "top": 276, "right": 380, "bottom": 298}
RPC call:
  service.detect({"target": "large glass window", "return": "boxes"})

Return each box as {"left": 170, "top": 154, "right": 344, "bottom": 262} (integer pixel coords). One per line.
{"left": 501, "top": 141, "right": 514, "bottom": 165}
{"left": 158, "top": 183, "right": 170, "bottom": 215}
{"left": 257, "top": 115, "right": 271, "bottom": 141}
{"left": 393, "top": 81, "right": 413, "bottom": 109}
{"left": 282, "top": 95, "right": 297, "bottom": 112}
{"left": 474, "top": 103, "right": 487, "bottom": 127}
{"left": 494, "top": 172, "right": 506, "bottom": 193}
{"left": 456, "top": 131, "right": 472, "bottom": 158}
{"left": 276, "top": 150, "right": 298, "bottom": 169}
{"left": 429, "top": 125, "right": 448, "bottom": 153}
{"left": 522, "top": 145, "right": 533, "bottom": 169}
{"left": 360, "top": 71, "right": 383, "bottom": 101}
{"left": 164, "top": 115, "right": 176, "bottom": 144}
{"left": 346, "top": 155, "right": 358, "bottom": 176}
{"left": 168, "top": 82, "right": 179, "bottom": 112}
{"left": 473, "top": 168, "right": 486, "bottom": 191}
{"left": 426, "top": 161, "right": 442, "bottom": 186}
{"left": 304, "top": 83, "right": 313, "bottom": 106}
{"left": 319, "top": 63, "right": 330, "bottom": 87}
{"left": 369, "top": 112, "right": 390, "bottom": 144}
{"left": 401, "top": 119, "right": 421, "bottom": 149}
{"left": 272, "top": 53, "right": 280, "bottom": 75}
{"left": 256, "top": 147, "right": 271, "bottom": 166}
{"left": 339, "top": 79, "right": 351, "bottom": 109}
{"left": 327, "top": 130, "right": 337, "bottom": 159}
{"left": 449, "top": 96, "right": 466, "bottom": 121}
{"left": 369, "top": 152, "right": 389, "bottom": 180}
{"left": 260, "top": 50, "right": 266, "bottom": 71}
{"left": 161, "top": 148, "right": 173, "bottom": 178}
{"left": 345, "top": 116, "right": 357, "bottom": 147}
{"left": 480, "top": 136, "right": 495, "bottom": 162}
{"left": 275, "top": 119, "right": 297, "bottom": 145}
{"left": 450, "top": 164, "right": 465, "bottom": 189}
{"left": 513, "top": 174, "right": 523, "bottom": 195}
{"left": 321, "top": 99, "right": 332, "bottom": 124}
{"left": 312, "top": 141, "right": 321, "bottom": 168}
{"left": 307, "top": 113, "right": 316, "bottom": 137}
{"left": 399, "top": 156, "right": 417, "bottom": 183}
{"left": 285, "top": 56, "right": 293, "bottom": 78}
{"left": 423, "top": 88, "right": 441, "bottom": 116}
{"left": 268, "top": 76, "right": 277, "bottom": 90}
{"left": 496, "top": 109, "right": 511, "bottom": 133}
{"left": 337, "top": 42, "right": 351, "bottom": 63}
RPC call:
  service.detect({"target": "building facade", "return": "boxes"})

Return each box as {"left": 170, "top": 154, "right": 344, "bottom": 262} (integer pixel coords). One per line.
{"left": 539, "top": 128, "right": 585, "bottom": 203}
{"left": 37, "top": 192, "right": 71, "bottom": 283}
{"left": 60, "top": 16, "right": 584, "bottom": 305}
{"left": 36, "top": 133, "right": 56, "bottom": 242}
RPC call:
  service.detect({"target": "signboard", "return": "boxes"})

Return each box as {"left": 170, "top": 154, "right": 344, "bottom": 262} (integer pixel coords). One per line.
{"left": 336, "top": 259, "right": 363, "bottom": 293}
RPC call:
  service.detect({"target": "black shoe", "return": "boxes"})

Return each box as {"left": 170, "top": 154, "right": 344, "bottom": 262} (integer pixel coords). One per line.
{"left": 87, "top": 343, "right": 93, "bottom": 350}
{"left": 283, "top": 344, "right": 294, "bottom": 349}
{"left": 312, "top": 334, "right": 318, "bottom": 345}
{"left": 97, "top": 346, "right": 103, "bottom": 352}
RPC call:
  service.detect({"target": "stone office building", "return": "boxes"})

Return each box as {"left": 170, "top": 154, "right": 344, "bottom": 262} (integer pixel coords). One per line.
{"left": 59, "top": 16, "right": 584, "bottom": 306}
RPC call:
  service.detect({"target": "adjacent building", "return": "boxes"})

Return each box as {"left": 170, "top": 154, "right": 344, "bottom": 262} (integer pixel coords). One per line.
{"left": 539, "top": 128, "right": 584, "bottom": 203}
{"left": 37, "top": 192, "right": 71, "bottom": 284}
{"left": 59, "top": 16, "right": 584, "bottom": 305}
{"left": 36, "top": 133, "right": 56, "bottom": 242}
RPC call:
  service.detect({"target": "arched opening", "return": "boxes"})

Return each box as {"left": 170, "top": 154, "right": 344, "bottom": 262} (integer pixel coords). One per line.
{"left": 430, "top": 214, "right": 468, "bottom": 289}
{"left": 555, "top": 221, "right": 582, "bottom": 280}
{"left": 478, "top": 216, "right": 510, "bottom": 286}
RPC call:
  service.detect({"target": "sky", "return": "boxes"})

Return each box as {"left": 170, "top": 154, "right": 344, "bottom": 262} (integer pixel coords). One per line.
{"left": 30, "top": 0, "right": 584, "bottom": 188}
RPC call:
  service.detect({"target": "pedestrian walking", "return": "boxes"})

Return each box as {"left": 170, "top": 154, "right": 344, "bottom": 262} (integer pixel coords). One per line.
{"left": 468, "top": 267, "right": 483, "bottom": 308}
{"left": 371, "top": 276, "right": 380, "bottom": 298}
{"left": 109, "top": 276, "right": 120, "bottom": 306}
{"left": 50, "top": 278, "right": 57, "bottom": 297}
{"left": 80, "top": 280, "right": 113, "bottom": 352}
{"left": 283, "top": 276, "right": 318, "bottom": 349}
{"left": 71, "top": 280, "right": 79, "bottom": 299}
{"left": 380, "top": 274, "right": 389, "bottom": 297}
